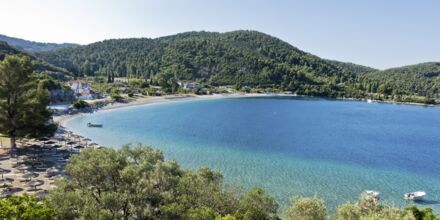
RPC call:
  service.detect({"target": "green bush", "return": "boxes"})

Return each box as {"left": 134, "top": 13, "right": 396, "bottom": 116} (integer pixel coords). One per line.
{"left": 337, "top": 203, "right": 361, "bottom": 220}
{"left": 284, "top": 196, "right": 327, "bottom": 220}
{"left": 48, "top": 145, "right": 280, "bottom": 220}
{"left": 235, "top": 188, "right": 279, "bottom": 220}
{"left": 111, "top": 92, "right": 123, "bottom": 101}
{"left": 404, "top": 206, "right": 439, "bottom": 220}
{"left": 0, "top": 194, "right": 55, "bottom": 220}
{"left": 72, "top": 100, "right": 90, "bottom": 109}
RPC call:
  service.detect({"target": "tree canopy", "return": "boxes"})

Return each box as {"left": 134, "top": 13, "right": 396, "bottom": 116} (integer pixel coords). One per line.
{"left": 0, "top": 194, "right": 55, "bottom": 220}
{"left": 36, "top": 30, "right": 440, "bottom": 100}
{"left": 0, "top": 55, "right": 56, "bottom": 151}
{"left": 48, "top": 144, "right": 280, "bottom": 219}
{"left": 37, "top": 31, "right": 374, "bottom": 97}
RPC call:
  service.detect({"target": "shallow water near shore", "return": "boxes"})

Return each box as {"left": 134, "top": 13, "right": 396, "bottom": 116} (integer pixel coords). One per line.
{"left": 64, "top": 96, "right": 440, "bottom": 212}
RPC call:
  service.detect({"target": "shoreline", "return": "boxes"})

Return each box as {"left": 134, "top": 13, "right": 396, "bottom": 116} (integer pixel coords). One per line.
{"left": 55, "top": 93, "right": 438, "bottom": 126}
{"left": 54, "top": 93, "right": 280, "bottom": 125}
{"left": 53, "top": 92, "right": 439, "bottom": 155}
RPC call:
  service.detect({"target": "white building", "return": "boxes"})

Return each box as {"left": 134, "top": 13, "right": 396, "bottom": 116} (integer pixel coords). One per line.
{"left": 179, "top": 81, "right": 202, "bottom": 90}
{"left": 68, "top": 80, "right": 96, "bottom": 100}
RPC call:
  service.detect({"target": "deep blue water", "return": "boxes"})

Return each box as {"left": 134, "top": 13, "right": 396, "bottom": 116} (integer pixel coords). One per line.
{"left": 65, "top": 97, "right": 440, "bottom": 211}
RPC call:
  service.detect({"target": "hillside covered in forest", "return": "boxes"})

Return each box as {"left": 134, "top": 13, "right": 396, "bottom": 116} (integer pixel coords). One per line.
{"left": 359, "top": 62, "right": 440, "bottom": 98}
{"left": 0, "top": 34, "right": 78, "bottom": 52}
{"left": 32, "top": 30, "right": 440, "bottom": 100}
{"left": 0, "top": 40, "right": 69, "bottom": 75}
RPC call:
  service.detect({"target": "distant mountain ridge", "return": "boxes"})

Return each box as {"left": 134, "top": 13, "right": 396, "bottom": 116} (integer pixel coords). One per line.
{"left": 0, "top": 40, "right": 69, "bottom": 74}
{"left": 0, "top": 34, "right": 79, "bottom": 52}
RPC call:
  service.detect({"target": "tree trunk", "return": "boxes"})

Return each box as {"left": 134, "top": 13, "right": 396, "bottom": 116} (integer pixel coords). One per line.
{"left": 10, "top": 136, "right": 16, "bottom": 156}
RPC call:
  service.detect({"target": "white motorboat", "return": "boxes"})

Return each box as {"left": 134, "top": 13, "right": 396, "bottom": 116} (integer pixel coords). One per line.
{"left": 404, "top": 191, "right": 426, "bottom": 201}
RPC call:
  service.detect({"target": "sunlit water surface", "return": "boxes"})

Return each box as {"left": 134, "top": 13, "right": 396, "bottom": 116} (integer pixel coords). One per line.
{"left": 65, "top": 97, "right": 440, "bottom": 212}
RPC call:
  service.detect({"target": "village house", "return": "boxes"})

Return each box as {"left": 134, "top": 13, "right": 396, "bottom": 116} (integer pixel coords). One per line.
{"left": 178, "top": 81, "right": 202, "bottom": 90}
{"left": 68, "top": 80, "right": 97, "bottom": 100}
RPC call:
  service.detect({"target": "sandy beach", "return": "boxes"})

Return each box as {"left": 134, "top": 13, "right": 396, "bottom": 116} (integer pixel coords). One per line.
{"left": 54, "top": 93, "right": 279, "bottom": 125}
{"left": 0, "top": 128, "right": 98, "bottom": 198}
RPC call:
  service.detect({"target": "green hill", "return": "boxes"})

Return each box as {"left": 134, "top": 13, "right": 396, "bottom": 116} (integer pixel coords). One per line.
{"left": 360, "top": 62, "right": 440, "bottom": 98}
{"left": 34, "top": 30, "right": 440, "bottom": 101}
{"left": 0, "top": 40, "right": 69, "bottom": 75}
{"left": 0, "top": 34, "right": 78, "bottom": 52}
{"left": 0, "top": 40, "right": 23, "bottom": 59}
{"left": 37, "top": 30, "right": 374, "bottom": 96}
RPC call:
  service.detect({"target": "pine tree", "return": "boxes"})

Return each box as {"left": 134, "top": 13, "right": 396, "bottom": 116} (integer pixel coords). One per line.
{"left": 0, "top": 55, "right": 56, "bottom": 154}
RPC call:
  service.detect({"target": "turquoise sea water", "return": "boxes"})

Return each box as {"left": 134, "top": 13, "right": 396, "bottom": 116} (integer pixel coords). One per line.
{"left": 65, "top": 97, "right": 440, "bottom": 212}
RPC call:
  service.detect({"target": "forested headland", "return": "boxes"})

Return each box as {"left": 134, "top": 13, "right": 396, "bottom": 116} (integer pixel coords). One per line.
{"left": 33, "top": 30, "right": 439, "bottom": 103}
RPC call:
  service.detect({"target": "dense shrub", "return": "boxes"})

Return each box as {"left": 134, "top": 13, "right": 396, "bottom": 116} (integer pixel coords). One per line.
{"left": 284, "top": 196, "right": 326, "bottom": 220}
{"left": 72, "top": 100, "right": 90, "bottom": 109}
{"left": 48, "top": 144, "right": 280, "bottom": 219}
{"left": 0, "top": 194, "right": 55, "bottom": 220}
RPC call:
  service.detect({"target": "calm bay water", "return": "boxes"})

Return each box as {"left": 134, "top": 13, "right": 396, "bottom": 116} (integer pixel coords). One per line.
{"left": 65, "top": 97, "right": 440, "bottom": 211}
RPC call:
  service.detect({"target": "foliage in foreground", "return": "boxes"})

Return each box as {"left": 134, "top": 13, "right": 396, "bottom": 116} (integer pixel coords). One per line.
{"left": 335, "top": 192, "right": 439, "bottom": 220}
{"left": 284, "top": 196, "right": 327, "bottom": 220}
{"left": 1, "top": 145, "right": 438, "bottom": 220}
{"left": 48, "top": 144, "right": 279, "bottom": 219}
{"left": 0, "top": 194, "right": 55, "bottom": 220}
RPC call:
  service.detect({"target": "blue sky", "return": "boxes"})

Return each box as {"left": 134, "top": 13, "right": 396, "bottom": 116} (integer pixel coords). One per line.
{"left": 1, "top": 0, "right": 439, "bottom": 69}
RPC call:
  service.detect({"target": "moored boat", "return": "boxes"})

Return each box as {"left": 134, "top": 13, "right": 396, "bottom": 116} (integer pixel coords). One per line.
{"left": 87, "top": 122, "right": 103, "bottom": 128}
{"left": 404, "top": 191, "right": 426, "bottom": 201}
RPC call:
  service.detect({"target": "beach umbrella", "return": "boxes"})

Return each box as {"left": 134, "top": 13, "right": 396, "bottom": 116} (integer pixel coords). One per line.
{"left": 35, "top": 190, "right": 49, "bottom": 198}
{"left": 22, "top": 172, "right": 39, "bottom": 180}
{"left": 89, "top": 143, "right": 101, "bottom": 148}
{"left": 0, "top": 188, "right": 12, "bottom": 198}
{"left": 83, "top": 138, "right": 92, "bottom": 146}
{"left": 52, "top": 144, "right": 62, "bottom": 148}
{"left": 44, "top": 141, "right": 56, "bottom": 145}
{"left": 28, "top": 145, "right": 42, "bottom": 155}
{"left": 0, "top": 178, "right": 14, "bottom": 186}
{"left": 46, "top": 167, "right": 59, "bottom": 174}
{"left": 16, "top": 164, "right": 30, "bottom": 173}
{"left": 0, "top": 168, "right": 10, "bottom": 178}
{"left": 26, "top": 179, "right": 44, "bottom": 191}
{"left": 74, "top": 145, "right": 84, "bottom": 150}
{"left": 28, "top": 144, "right": 41, "bottom": 149}
{"left": 50, "top": 145, "right": 62, "bottom": 153}
{"left": 77, "top": 135, "right": 84, "bottom": 141}
{"left": 11, "top": 162, "right": 22, "bottom": 168}
{"left": 66, "top": 141, "right": 76, "bottom": 150}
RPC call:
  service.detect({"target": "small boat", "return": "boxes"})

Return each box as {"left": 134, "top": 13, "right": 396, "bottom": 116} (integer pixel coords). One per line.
{"left": 367, "top": 99, "right": 373, "bottom": 103}
{"left": 404, "top": 191, "right": 426, "bottom": 201}
{"left": 87, "top": 123, "right": 103, "bottom": 128}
